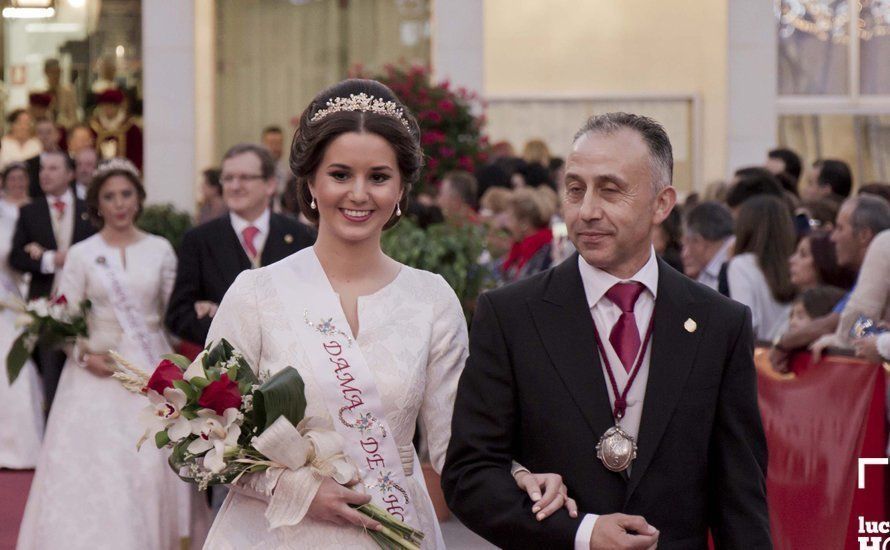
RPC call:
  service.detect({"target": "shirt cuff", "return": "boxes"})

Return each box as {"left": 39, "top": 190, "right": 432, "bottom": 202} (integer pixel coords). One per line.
{"left": 574, "top": 513, "right": 598, "bottom": 550}
{"left": 40, "top": 251, "right": 56, "bottom": 274}
{"left": 877, "top": 333, "right": 890, "bottom": 362}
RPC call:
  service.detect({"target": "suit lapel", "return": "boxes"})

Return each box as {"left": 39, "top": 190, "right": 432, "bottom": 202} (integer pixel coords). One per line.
{"left": 72, "top": 199, "right": 92, "bottom": 243}
{"left": 529, "top": 256, "right": 616, "bottom": 445}
{"left": 625, "top": 261, "right": 707, "bottom": 501}
{"left": 216, "top": 218, "right": 252, "bottom": 277}
{"left": 34, "top": 199, "right": 58, "bottom": 249}
{"left": 261, "top": 214, "right": 289, "bottom": 266}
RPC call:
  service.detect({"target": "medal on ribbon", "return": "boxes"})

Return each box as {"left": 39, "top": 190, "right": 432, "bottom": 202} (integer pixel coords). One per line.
{"left": 592, "top": 315, "right": 655, "bottom": 473}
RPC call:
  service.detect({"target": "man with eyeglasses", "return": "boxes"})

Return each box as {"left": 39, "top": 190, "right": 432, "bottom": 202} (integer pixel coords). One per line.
{"left": 165, "top": 142, "right": 315, "bottom": 357}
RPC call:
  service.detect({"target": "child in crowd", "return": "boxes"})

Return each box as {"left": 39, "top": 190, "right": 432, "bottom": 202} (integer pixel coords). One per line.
{"left": 789, "top": 285, "right": 849, "bottom": 332}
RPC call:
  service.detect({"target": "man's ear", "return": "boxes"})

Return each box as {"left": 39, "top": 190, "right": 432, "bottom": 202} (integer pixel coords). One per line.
{"left": 652, "top": 186, "right": 677, "bottom": 225}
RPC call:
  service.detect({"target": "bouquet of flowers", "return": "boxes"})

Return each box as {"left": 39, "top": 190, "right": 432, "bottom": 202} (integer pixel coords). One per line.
{"left": 110, "top": 338, "right": 425, "bottom": 550}
{"left": 4, "top": 294, "right": 91, "bottom": 384}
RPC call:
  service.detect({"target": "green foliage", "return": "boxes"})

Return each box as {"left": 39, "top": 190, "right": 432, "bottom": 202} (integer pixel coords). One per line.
{"left": 367, "top": 64, "right": 490, "bottom": 194}
{"left": 382, "top": 219, "right": 493, "bottom": 317}
{"left": 137, "top": 203, "right": 193, "bottom": 251}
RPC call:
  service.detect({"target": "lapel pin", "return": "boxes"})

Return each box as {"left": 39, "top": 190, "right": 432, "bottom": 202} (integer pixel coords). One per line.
{"left": 284, "top": 234, "right": 294, "bottom": 244}
{"left": 684, "top": 318, "right": 697, "bottom": 333}
{"left": 81, "top": 213, "right": 89, "bottom": 221}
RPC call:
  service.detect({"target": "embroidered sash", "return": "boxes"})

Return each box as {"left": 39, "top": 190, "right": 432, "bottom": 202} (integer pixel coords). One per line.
{"left": 91, "top": 242, "right": 168, "bottom": 369}
{"left": 270, "top": 248, "right": 422, "bottom": 529}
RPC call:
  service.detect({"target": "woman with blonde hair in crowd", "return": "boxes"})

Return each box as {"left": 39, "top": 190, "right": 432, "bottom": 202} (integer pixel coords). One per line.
{"left": 522, "top": 138, "right": 551, "bottom": 167}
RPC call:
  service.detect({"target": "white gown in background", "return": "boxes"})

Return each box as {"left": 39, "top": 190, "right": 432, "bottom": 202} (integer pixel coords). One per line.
{"left": 0, "top": 199, "right": 43, "bottom": 469}
{"left": 17, "top": 233, "right": 196, "bottom": 550}
{"left": 202, "top": 253, "right": 468, "bottom": 549}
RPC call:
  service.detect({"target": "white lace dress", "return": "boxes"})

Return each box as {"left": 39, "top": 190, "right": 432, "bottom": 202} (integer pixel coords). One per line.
{"left": 17, "top": 233, "right": 196, "bottom": 550}
{"left": 202, "top": 254, "right": 468, "bottom": 549}
{"left": 0, "top": 199, "right": 43, "bottom": 469}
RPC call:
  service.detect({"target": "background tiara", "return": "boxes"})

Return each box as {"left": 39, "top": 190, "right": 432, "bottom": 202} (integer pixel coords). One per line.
{"left": 94, "top": 157, "right": 142, "bottom": 180}
{"left": 310, "top": 93, "right": 410, "bottom": 128}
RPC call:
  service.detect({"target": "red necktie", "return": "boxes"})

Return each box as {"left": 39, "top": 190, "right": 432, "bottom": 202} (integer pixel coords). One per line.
{"left": 52, "top": 199, "right": 66, "bottom": 218}
{"left": 242, "top": 226, "right": 260, "bottom": 259}
{"left": 605, "top": 282, "right": 646, "bottom": 372}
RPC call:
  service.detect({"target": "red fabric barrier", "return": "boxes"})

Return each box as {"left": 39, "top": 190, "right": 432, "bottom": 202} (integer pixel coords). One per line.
{"left": 755, "top": 349, "right": 888, "bottom": 549}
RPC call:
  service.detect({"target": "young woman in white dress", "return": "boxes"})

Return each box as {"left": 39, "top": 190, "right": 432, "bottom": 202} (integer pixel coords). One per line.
{"left": 202, "top": 80, "right": 572, "bottom": 550}
{"left": 17, "top": 159, "right": 204, "bottom": 549}
{"left": 0, "top": 162, "right": 44, "bottom": 469}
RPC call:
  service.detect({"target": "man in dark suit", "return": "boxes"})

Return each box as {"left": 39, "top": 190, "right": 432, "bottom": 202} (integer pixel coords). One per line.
{"left": 9, "top": 150, "right": 96, "bottom": 410}
{"left": 443, "top": 113, "right": 770, "bottom": 549}
{"left": 165, "top": 142, "right": 315, "bottom": 350}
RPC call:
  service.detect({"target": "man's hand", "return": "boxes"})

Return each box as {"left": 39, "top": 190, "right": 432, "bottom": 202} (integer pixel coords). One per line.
{"left": 53, "top": 249, "right": 67, "bottom": 268}
{"left": 590, "top": 513, "right": 659, "bottom": 550}
{"left": 24, "top": 242, "right": 45, "bottom": 261}
{"left": 853, "top": 335, "right": 884, "bottom": 364}
{"left": 194, "top": 301, "right": 219, "bottom": 319}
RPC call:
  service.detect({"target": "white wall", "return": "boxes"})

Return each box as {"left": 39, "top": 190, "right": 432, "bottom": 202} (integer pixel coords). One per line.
{"left": 141, "top": 0, "right": 196, "bottom": 212}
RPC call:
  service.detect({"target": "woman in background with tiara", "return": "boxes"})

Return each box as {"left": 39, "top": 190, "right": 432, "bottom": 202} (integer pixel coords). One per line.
{"left": 0, "top": 162, "right": 43, "bottom": 470}
{"left": 17, "top": 159, "right": 205, "bottom": 550}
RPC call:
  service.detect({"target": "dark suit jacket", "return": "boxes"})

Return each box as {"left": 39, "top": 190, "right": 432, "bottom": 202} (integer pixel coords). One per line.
{"left": 26, "top": 154, "right": 41, "bottom": 199}
{"left": 9, "top": 196, "right": 96, "bottom": 300}
{"left": 442, "top": 254, "right": 771, "bottom": 549}
{"left": 165, "top": 213, "right": 315, "bottom": 344}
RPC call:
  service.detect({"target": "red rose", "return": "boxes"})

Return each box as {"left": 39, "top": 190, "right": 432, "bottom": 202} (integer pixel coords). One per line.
{"left": 52, "top": 294, "right": 68, "bottom": 306}
{"left": 421, "top": 130, "right": 445, "bottom": 146}
{"left": 198, "top": 374, "right": 242, "bottom": 415}
{"left": 145, "top": 359, "right": 184, "bottom": 394}
{"left": 437, "top": 99, "right": 455, "bottom": 114}
{"left": 440, "top": 146, "right": 455, "bottom": 159}
{"left": 458, "top": 156, "right": 474, "bottom": 171}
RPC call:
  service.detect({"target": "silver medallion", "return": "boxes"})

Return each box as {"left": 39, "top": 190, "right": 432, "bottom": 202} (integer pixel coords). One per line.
{"left": 596, "top": 425, "right": 638, "bottom": 472}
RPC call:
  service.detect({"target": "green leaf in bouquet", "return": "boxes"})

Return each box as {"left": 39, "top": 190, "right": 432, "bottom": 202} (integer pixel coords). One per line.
{"left": 162, "top": 353, "right": 192, "bottom": 371}
{"left": 190, "top": 376, "right": 211, "bottom": 390}
{"left": 226, "top": 364, "right": 239, "bottom": 381}
{"left": 180, "top": 405, "right": 199, "bottom": 420}
{"left": 251, "top": 366, "right": 307, "bottom": 431}
{"left": 205, "top": 339, "right": 234, "bottom": 368}
{"left": 235, "top": 358, "right": 258, "bottom": 386}
{"left": 6, "top": 333, "right": 32, "bottom": 384}
{"left": 172, "top": 379, "right": 197, "bottom": 401}
{"left": 237, "top": 380, "right": 252, "bottom": 396}
{"left": 155, "top": 430, "right": 171, "bottom": 448}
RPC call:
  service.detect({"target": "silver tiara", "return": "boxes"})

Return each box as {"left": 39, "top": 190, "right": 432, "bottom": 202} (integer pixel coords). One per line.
{"left": 94, "top": 157, "right": 141, "bottom": 180}
{"left": 310, "top": 93, "right": 410, "bottom": 128}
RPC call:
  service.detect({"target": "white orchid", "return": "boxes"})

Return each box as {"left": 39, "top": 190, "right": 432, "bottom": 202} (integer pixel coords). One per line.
{"left": 183, "top": 351, "right": 207, "bottom": 381}
{"left": 138, "top": 387, "right": 190, "bottom": 450}
{"left": 27, "top": 298, "right": 49, "bottom": 317}
{"left": 187, "top": 408, "right": 242, "bottom": 473}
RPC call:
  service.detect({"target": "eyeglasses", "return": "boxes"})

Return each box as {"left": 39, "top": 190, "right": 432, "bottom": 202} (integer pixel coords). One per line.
{"left": 221, "top": 174, "right": 265, "bottom": 185}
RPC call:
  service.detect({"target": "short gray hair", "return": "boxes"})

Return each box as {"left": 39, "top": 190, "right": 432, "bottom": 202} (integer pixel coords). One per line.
{"left": 850, "top": 194, "right": 890, "bottom": 236}
{"left": 685, "top": 201, "right": 734, "bottom": 242}
{"left": 573, "top": 112, "right": 673, "bottom": 190}
{"left": 222, "top": 143, "right": 277, "bottom": 180}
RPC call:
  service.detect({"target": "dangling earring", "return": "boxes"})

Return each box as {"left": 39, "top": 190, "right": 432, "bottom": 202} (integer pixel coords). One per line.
{"left": 310, "top": 197, "right": 317, "bottom": 210}
{"left": 396, "top": 204, "right": 402, "bottom": 217}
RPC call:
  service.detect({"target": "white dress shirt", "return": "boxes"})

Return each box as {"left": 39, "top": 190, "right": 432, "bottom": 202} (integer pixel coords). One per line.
{"left": 696, "top": 237, "right": 734, "bottom": 291}
{"left": 40, "top": 189, "right": 75, "bottom": 276}
{"left": 229, "top": 209, "right": 270, "bottom": 265}
{"left": 574, "top": 249, "right": 659, "bottom": 549}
